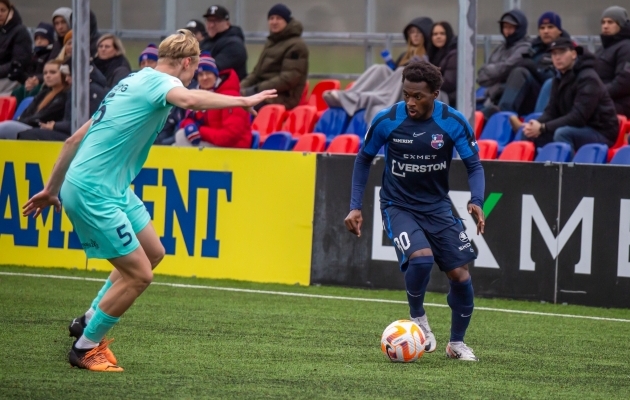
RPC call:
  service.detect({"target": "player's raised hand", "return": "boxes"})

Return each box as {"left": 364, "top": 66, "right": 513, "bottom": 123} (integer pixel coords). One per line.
{"left": 467, "top": 203, "right": 485, "bottom": 235}
{"left": 242, "top": 89, "right": 278, "bottom": 116}
{"left": 344, "top": 209, "right": 363, "bottom": 237}
{"left": 22, "top": 189, "right": 61, "bottom": 218}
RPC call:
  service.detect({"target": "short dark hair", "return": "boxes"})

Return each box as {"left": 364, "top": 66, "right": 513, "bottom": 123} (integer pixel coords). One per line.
{"left": 402, "top": 61, "right": 443, "bottom": 92}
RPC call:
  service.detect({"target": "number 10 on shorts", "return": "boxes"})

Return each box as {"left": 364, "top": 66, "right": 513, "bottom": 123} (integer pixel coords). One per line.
{"left": 393, "top": 232, "right": 411, "bottom": 253}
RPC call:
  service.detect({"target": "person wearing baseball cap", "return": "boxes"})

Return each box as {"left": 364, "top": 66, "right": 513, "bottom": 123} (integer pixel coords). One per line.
{"left": 522, "top": 36, "right": 618, "bottom": 151}
{"left": 595, "top": 6, "right": 630, "bottom": 118}
{"left": 199, "top": 5, "right": 248, "bottom": 80}
{"left": 183, "top": 19, "right": 208, "bottom": 43}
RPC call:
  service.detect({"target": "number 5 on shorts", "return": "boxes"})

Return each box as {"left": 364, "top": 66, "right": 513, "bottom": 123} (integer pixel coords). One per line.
{"left": 117, "top": 224, "right": 132, "bottom": 246}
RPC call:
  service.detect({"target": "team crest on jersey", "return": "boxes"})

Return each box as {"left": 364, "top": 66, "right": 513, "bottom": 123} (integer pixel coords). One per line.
{"left": 431, "top": 134, "right": 444, "bottom": 149}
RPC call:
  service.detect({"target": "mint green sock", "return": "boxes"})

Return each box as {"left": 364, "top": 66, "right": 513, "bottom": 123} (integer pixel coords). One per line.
{"left": 83, "top": 306, "right": 120, "bottom": 343}
{"left": 90, "top": 279, "right": 113, "bottom": 311}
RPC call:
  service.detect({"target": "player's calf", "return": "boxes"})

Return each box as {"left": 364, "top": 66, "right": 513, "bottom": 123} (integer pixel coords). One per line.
{"left": 405, "top": 254, "right": 436, "bottom": 352}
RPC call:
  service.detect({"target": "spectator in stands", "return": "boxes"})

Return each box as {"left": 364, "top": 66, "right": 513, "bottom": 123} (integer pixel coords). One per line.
{"left": 138, "top": 44, "right": 158, "bottom": 69}
{"left": 0, "top": 0, "right": 32, "bottom": 95}
{"left": 477, "top": 9, "right": 531, "bottom": 116}
{"left": 173, "top": 53, "right": 251, "bottom": 148}
{"left": 10, "top": 22, "right": 54, "bottom": 102}
{"left": 93, "top": 34, "right": 132, "bottom": 89}
{"left": 200, "top": 5, "right": 248, "bottom": 80}
{"left": 522, "top": 38, "right": 618, "bottom": 151}
{"left": 595, "top": 6, "right": 630, "bottom": 118}
{"left": 87, "top": 10, "right": 100, "bottom": 57}
{"left": 50, "top": 7, "right": 72, "bottom": 60}
{"left": 428, "top": 21, "right": 458, "bottom": 107}
{"left": 240, "top": 4, "right": 308, "bottom": 111}
{"left": 0, "top": 59, "right": 68, "bottom": 139}
{"left": 322, "top": 16, "right": 433, "bottom": 123}
{"left": 55, "top": 30, "right": 73, "bottom": 62}
{"left": 184, "top": 19, "right": 208, "bottom": 43}
{"left": 18, "top": 57, "right": 107, "bottom": 141}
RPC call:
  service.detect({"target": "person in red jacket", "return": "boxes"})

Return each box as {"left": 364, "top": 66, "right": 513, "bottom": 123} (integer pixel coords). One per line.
{"left": 174, "top": 52, "right": 252, "bottom": 148}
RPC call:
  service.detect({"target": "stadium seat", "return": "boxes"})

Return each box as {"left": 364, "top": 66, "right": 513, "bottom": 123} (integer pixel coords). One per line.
{"left": 252, "top": 105, "right": 286, "bottom": 141}
{"left": 513, "top": 112, "right": 543, "bottom": 141}
{"left": 313, "top": 107, "right": 349, "bottom": 140}
{"left": 308, "top": 79, "right": 341, "bottom": 112}
{"left": 572, "top": 143, "right": 608, "bottom": 164}
{"left": 293, "top": 133, "right": 326, "bottom": 152}
{"left": 479, "top": 111, "right": 517, "bottom": 152}
{"left": 345, "top": 109, "right": 367, "bottom": 135}
{"left": 0, "top": 96, "right": 17, "bottom": 121}
{"left": 610, "top": 146, "right": 630, "bottom": 165}
{"left": 260, "top": 132, "right": 292, "bottom": 150}
{"left": 13, "top": 96, "right": 34, "bottom": 120}
{"left": 281, "top": 105, "right": 318, "bottom": 137}
{"left": 534, "top": 142, "right": 572, "bottom": 162}
{"left": 474, "top": 111, "right": 484, "bottom": 139}
{"left": 477, "top": 139, "right": 498, "bottom": 160}
{"left": 498, "top": 141, "right": 535, "bottom": 161}
{"left": 250, "top": 131, "right": 260, "bottom": 149}
{"left": 298, "top": 81, "right": 310, "bottom": 106}
{"left": 327, "top": 134, "right": 360, "bottom": 154}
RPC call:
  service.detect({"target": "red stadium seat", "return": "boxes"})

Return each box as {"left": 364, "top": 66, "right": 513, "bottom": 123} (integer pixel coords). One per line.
{"left": 308, "top": 80, "right": 341, "bottom": 112}
{"left": 474, "top": 111, "right": 484, "bottom": 139}
{"left": 606, "top": 115, "right": 628, "bottom": 161}
{"left": 327, "top": 133, "right": 360, "bottom": 154}
{"left": 252, "top": 105, "right": 286, "bottom": 143}
{"left": 293, "top": 133, "right": 326, "bottom": 152}
{"left": 298, "top": 81, "right": 310, "bottom": 106}
{"left": 281, "top": 105, "right": 318, "bottom": 137}
{"left": 0, "top": 96, "right": 17, "bottom": 121}
{"left": 477, "top": 139, "right": 498, "bottom": 160}
{"left": 498, "top": 141, "right": 535, "bottom": 161}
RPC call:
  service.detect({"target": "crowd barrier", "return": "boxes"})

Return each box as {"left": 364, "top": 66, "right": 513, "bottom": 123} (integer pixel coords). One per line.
{"left": 2, "top": 143, "right": 629, "bottom": 307}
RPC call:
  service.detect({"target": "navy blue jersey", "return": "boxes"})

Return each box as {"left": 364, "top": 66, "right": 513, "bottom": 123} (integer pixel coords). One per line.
{"left": 362, "top": 101, "right": 479, "bottom": 213}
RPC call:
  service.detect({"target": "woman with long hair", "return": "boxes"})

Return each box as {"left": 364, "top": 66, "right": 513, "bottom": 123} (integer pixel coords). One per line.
{"left": 93, "top": 33, "right": 131, "bottom": 88}
{"left": 0, "top": 59, "right": 68, "bottom": 139}
{"left": 428, "top": 21, "right": 458, "bottom": 107}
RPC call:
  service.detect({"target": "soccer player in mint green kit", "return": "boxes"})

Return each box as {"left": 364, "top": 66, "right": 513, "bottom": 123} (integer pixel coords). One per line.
{"left": 22, "top": 30, "right": 276, "bottom": 372}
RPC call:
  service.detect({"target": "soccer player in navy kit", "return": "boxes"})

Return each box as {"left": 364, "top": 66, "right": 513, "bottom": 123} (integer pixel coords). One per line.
{"left": 344, "top": 61, "right": 485, "bottom": 361}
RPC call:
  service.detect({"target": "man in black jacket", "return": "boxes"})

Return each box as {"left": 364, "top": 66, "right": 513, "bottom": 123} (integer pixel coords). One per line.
{"left": 595, "top": 6, "right": 630, "bottom": 118}
{"left": 523, "top": 38, "right": 619, "bottom": 151}
{"left": 0, "top": 2, "right": 32, "bottom": 95}
{"left": 200, "top": 5, "right": 247, "bottom": 80}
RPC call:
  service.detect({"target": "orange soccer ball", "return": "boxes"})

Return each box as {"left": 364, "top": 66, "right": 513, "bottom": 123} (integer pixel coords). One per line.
{"left": 380, "top": 319, "right": 426, "bottom": 363}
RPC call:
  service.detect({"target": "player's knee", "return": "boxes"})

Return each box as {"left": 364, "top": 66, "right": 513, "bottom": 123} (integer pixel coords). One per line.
{"left": 409, "top": 249, "right": 433, "bottom": 259}
{"left": 130, "top": 268, "right": 153, "bottom": 291}
{"left": 446, "top": 265, "right": 470, "bottom": 282}
{"left": 149, "top": 245, "right": 165, "bottom": 269}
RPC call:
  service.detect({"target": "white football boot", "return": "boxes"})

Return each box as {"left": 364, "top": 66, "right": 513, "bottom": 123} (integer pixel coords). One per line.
{"left": 411, "top": 315, "right": 436, "bottom": 353}
{"left": 445, "top": 342, "right": 479, "bottom": 361}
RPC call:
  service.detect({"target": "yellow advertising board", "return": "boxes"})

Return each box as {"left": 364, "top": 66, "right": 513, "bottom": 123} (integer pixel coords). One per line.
{"left": 0, "top": 142, "right": 316, "bottom": 285}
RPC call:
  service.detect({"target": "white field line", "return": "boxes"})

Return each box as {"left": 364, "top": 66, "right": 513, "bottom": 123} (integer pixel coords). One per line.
{"left": 2, "top": 271, "right": 630, "bottom": 323}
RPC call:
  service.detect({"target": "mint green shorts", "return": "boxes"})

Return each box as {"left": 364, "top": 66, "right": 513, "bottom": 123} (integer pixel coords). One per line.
{"left": 60, "top": 180, "right": 151, "bottom": 259}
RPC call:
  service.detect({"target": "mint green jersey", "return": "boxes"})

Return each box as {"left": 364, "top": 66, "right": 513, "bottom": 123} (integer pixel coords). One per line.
{"left": 66, "top": 68, "right": 183, "bottom": 198}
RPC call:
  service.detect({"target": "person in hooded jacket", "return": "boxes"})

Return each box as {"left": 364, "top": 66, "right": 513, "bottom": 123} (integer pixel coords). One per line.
{"left": 522, "top": 38, "right": 619, "bottom": 151}
{"left": 93, "top": 33, "right": 132, "bottom": 89}
{"left": 595, "top": 6, "right": 630, "bottom": 118}
{"left": 173, "top": 53, "right": 252, "bottom": 149}
{"left": 18, "top": 57, "right": 108, "bottom": 141}
{"left": 240, "top": 4, "right": 308, "bottom": 111}
{"left": 428, "top": 21, "right": 458, "bottom": 107}
{"left": 477, "top": 9, "right": 532, "bottom": 114}
{"left": 322, "top": 16, "right": 433, "bottom": 123}
{"left": 9, "top": 22, "right": 54, "bottom": 102}
{"left": 200, "top": 5, "right": 248, "bottom": 80}
{"left": 50, "top": 7, "right": 71, "bottom": 60}
{"left": 0, "top": 0, "right": 32, "bottom": 95}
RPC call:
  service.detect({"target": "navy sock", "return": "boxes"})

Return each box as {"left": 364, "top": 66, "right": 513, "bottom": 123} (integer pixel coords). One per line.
{"left": 447, "top": 277, "right": 474, "bottom": 342}
{"left": 404, "top": 256, "right": 433, "bottom": 318}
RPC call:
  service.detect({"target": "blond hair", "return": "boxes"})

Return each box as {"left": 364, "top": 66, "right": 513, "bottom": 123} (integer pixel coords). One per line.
{"left": 398, "top": 34, "right": 426, "bottom": 67}
{"left": 97, "top": 33, "right": 126, "bottom": 56}
{"left": 37, "top": 59, "right": 69, "bottom": 112}
{"left": 158, "top": 29, "right": 200, "bottom": 65}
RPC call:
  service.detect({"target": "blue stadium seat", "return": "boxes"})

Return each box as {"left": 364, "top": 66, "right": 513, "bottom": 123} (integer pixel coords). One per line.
{"left": 610, "top": 146, "right": 630, "bottom": 165}
{"left": 513, "top": 112, "right": 543, "bottom": 141}
{"left": 260, "top": 132, "right": 292, "bottom": 151}
{"left": 534, "top": 142, "right": 572, "bottom": 162}
{"left": 13, "top": 96, "right": 34, "bottom": 120}
{"left": 313, "top": 107, "right": 349, "bottom": 139}
{"left": 346, "top": 109, "right": 367, "bottom": 135}
{"left": 572, "top": 143, "right": 608, "bottom": 164}
{"left": 479, "top": 111, "right": 517, "bottom": 152}
{"left": 251, "top": 131, "right": 260, "bottom": 149}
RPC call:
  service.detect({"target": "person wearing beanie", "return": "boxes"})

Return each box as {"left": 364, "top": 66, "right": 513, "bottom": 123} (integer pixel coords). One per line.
{"left": 50, "top": 7, "right": 72, "bottom": 59}
{"left": 55, "top": 30, "right": 73, "bottom": 62}
{"left": 595, "top": 6, "right": 630, "bottom": 118}
{"left": 240, "top": 4, "right": 309, "bottom": 111}
{"left": 200, "top": 5, "right": 248, "bottom": 80}
{"left": 174, "top": 53, "right": 252, "bottom": 148}
{"left": 138, "top": 43, "right": 158, "bottom": 69}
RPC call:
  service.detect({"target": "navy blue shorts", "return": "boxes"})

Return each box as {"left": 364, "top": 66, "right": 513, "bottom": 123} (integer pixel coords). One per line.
{"left": 381, "top": 206, "right": 476, "bottom": 272}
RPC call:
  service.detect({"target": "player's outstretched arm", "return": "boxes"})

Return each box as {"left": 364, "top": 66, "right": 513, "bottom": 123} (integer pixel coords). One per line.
{"left": 22, "top": 119, "right": 92, "bottom": 218}
{"left": 166, "top": 87, "right": 277, "bottom": 115}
